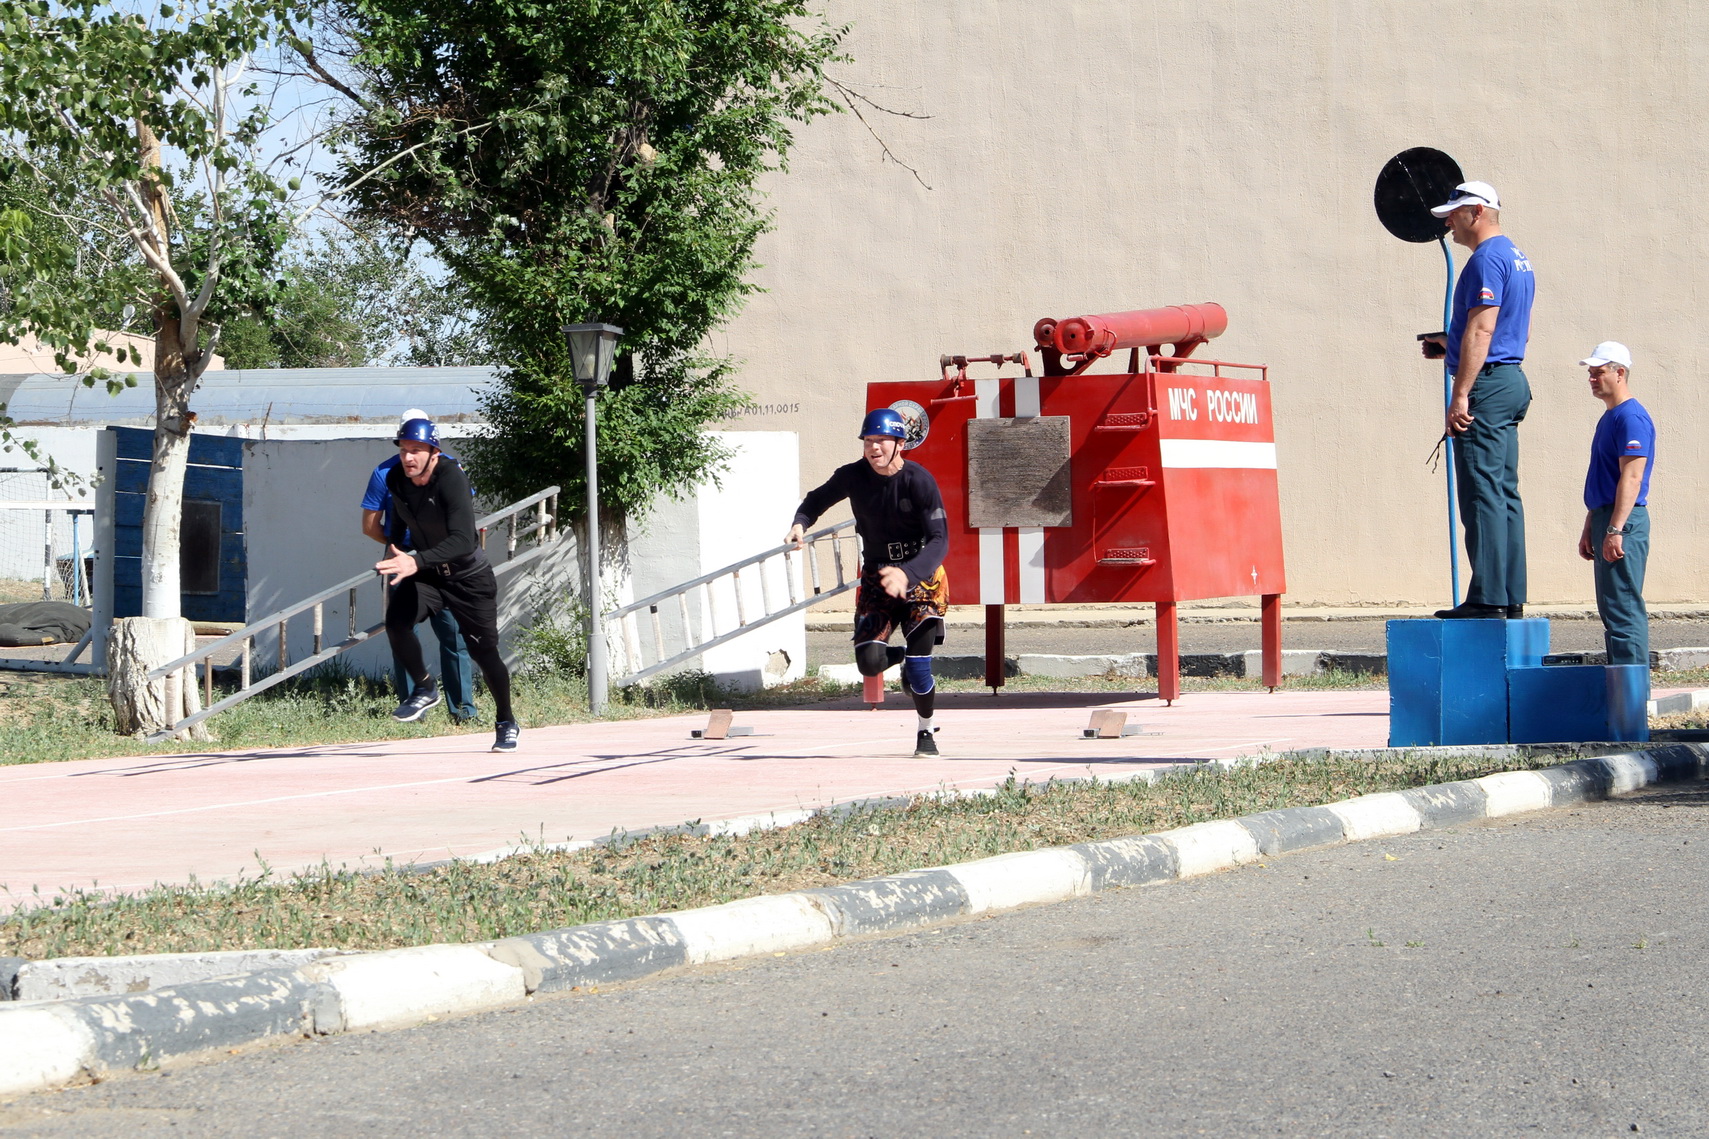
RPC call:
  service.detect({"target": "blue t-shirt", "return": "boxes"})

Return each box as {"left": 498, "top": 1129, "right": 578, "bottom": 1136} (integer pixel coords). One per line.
{"left": 1583, "top": 399, "right": 1655, "bottom": 509}
{"left": 1446, "top": 234, "right": 1535, "bottom": 371}
{"left": 360, "top": 450, "right": 466, "bottom": 545}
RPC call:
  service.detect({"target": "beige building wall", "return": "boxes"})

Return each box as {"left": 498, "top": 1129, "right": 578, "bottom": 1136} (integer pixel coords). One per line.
{"left": 0, "top": 333, "right": 223, "bottom": 375}
{"left": 709, "top": 0, "right": 1709, "bottom": 606}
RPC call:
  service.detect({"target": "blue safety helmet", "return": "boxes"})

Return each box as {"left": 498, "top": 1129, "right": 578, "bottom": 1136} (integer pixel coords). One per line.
{"left": 395, "top": 417, "right": 441, "bottom": 449}
{"left": 858, "top": 407, "right": 908, "bottom": 441}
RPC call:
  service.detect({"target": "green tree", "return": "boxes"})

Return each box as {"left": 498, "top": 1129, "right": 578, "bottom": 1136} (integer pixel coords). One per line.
{"left": 0, "top": 0, "right": 305, "bottom": 621}
{"left": 222, "top": 223, "right": 494, "bottom": 368}
{"left": 307, "top": 0, "right": 844, "bottom": 514}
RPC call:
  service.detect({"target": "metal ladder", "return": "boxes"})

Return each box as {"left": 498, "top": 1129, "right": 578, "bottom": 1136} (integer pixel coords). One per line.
{"left": 605, "top": 519, "right": 859, "bottom": 685}
{"left": 145, "top": 486, "right": 563, "bottom": 742}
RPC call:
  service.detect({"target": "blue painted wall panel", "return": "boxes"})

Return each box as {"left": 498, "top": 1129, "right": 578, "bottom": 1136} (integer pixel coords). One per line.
{"left": 1388, "top": 618, "right": 1511, "bottom": 746}
{"left": 113, "top": 428, "right": 244, "bottom": 467}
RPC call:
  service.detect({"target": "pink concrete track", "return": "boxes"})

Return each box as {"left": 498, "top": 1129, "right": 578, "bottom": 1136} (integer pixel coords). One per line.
{"left": 0, "top": 689, "right": 1395, "bottom": 900}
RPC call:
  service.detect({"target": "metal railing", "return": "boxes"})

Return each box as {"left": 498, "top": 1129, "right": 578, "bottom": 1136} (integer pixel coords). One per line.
{"left": 605, "top": 519, "right": 859, "bottom": 686}
{"left": 143, "top": 486, "right": 562, "bottom": 742}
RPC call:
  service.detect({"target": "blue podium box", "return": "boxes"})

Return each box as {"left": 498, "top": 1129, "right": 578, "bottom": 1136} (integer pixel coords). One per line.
{"left": 1508, "top": 664, "right": 1650, "bottom": 744}
{"left": 1389, "top": 619, "right": 1542, "bottom": 746}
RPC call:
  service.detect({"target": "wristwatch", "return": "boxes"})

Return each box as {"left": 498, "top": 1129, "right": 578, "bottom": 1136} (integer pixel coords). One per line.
{"left": 1606, "top": 525, "right": 1630, "bottom": 535}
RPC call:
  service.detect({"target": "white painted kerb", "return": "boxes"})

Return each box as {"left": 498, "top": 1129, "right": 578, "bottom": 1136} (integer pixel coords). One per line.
{"left": 302, "top": 945, "right": 525, "bottom": 1032}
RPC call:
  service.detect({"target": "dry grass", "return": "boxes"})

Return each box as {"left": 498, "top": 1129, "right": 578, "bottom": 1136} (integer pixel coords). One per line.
{"left": 1, "top": 750, "right": 1566, "bottom": 960}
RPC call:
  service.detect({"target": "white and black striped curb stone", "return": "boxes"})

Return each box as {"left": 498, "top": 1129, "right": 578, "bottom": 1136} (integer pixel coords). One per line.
{"left": 2, "top": 745, "right": 1704, "bottom": 1100}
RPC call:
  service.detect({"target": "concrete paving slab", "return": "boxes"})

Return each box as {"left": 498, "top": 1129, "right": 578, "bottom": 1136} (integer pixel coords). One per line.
{"left": 0, "top": 688, "right": 1400, "bottom": 901}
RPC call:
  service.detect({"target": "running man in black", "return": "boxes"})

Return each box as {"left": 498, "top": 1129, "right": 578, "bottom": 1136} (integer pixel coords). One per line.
{"left": 375, "top": 418, "right": 520, "bottom": 752}
{"left": 787, "top": 408, "right": 949, "bottom": 757}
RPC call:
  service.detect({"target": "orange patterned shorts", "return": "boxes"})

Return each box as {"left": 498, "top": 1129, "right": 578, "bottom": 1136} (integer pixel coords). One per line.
{"left": 853, "top": 564, "right": 948, "bottom": 644}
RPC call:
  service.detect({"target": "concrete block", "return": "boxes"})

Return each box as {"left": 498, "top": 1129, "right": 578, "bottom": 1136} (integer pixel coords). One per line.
{"left": 1237, "top": 806, "right": 1345, "bottom": 855}
{"left": 13, "top": 948, "right": 337, "bottom": 1002}
{"left": 1070, "top": 835, "right": 1178, "bottom": 890}
{"left": 939, "top": 849, "right": 1091, "bottom": 914}
{"left": 1015, "top": 653, "right": 1145, "bottom": 679}
{"left": 1159, "top": 819, "right": 1261, "bottom": 878}
{"left": 487, "top": 917, "right": 687, "bottom": 995}
{"left": 301, "top": 945, "right": 526, "bottom": 1034}
{"left": 0, "top": 957, "right": 22, "bottom": 1001}
{"left": 1326, "top": 792, "right": 1423, "bottom": 841}
{"left": 931, "top": 654, "right": 1018, "bottom": 680}
{"left": 0, "top": 1005, "right": 94, "bottom": 1098}
{"left": 1656, "top": 650, "right": 1709, "bottom": 672}
{"left": 803, "top": 869, "right": 970, "bottom": 936}
{"left": 60, "top": 969, "right": 315, "bottom": 1070}
{"left": 1174, "top": 653, "right": 1241, "bottom": 678}
{"left": 1323, "top": 652, "right": 1387, "bottom": 675}
{"left": 1649, "top": 688, "right": 1709, "bottom": 715}
{"left": 817, "top": 662, "right": 898, "bottom": 686}
{"left": 1475, "top": 770, "right": 1553, "bottom": 816}
{"left": 1240, "top": 650, "right": 1323, "bottom": 679}
{"left": 1401, "top": 780, "right": 1488, "bottom": 829}
{"left": 668, "top": 894, "right": 838, "bottom": 965}
{"left": 1643, "top": 743, "right": 1709, "bottom": 781}
{"left": 1576, "top": 754, "right": 1658, "bottom": 797}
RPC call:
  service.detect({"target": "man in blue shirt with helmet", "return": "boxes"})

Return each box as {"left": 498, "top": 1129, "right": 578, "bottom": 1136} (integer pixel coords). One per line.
{"left": 361, "top": 408, "right": 478, "bottom": 723}
{"left": 1420, "top": 180, "right": 1537, "bottom": 619}
{"left": 787, "top": 408, "right": 949, "bottom": 757}
{"left": 1576, "top": 341, "right": 1654, "bottom": 668}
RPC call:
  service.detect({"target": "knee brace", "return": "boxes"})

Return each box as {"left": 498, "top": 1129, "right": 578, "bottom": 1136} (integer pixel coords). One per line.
{"left": 854, "top": 642, "right": 892, "bottom": 677}
{"left": 902, "top": 655, "right": 935, "bottom": 695}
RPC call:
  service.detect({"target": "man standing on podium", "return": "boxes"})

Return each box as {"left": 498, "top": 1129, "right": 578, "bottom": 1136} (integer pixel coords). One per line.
{"left": 1419, "top": 180, "right": 1537, "bottom": 619}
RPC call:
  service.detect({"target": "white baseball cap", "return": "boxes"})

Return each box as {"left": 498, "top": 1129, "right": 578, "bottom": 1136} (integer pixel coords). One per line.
{"left": 1579, "top": 341, "right": 1633, "bottom": 369}
{"left": 1429, "top": 181, "right": 1502, "bottom": 217}
{"left": 399, "top": 407, "right": 429, "bottom": 427}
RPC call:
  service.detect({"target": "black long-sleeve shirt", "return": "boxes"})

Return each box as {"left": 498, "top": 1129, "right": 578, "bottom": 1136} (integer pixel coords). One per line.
{"left": 794, "top": 459, "right": 949, "bottom": 588}
{"left": 386, "top": 456, "right": 480, "bottom": 573}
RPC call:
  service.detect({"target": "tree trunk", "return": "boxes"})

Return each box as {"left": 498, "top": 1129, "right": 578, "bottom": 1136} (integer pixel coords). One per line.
{"left": 141, "top": 359, "right": 192, "bottom": 619}
{"left": 107, "top": 615, "right": 212, "bottom": 740}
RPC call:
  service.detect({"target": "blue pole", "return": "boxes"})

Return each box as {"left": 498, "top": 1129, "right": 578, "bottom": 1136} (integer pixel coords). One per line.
{"left": 1439, "top": 236, "right": 1461, "bottom": 607}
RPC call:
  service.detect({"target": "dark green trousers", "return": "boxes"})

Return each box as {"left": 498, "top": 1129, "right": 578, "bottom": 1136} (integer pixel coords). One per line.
{"left": 1454, "top": 363, "right": 1531, "bottom": 607}
{"left": 1591, "top": 504, "right": 1650, "bottom": 667}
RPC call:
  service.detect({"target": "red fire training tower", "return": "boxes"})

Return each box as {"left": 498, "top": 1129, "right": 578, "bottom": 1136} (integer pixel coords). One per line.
{"left": 865, "top": 302, "right": 1285, "bottom": 703}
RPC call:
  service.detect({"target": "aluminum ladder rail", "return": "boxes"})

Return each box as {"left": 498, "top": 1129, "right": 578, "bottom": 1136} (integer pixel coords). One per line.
{"left": 605, "top": 519, "right": 859, "bottom": 686}
{"left": 143, "top": 486, "right": 562, "bottom": 743}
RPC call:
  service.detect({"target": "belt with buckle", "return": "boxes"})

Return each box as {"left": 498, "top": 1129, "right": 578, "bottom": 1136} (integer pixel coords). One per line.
{"left": 878, "top": 538, "right": 925, "bottom": 564}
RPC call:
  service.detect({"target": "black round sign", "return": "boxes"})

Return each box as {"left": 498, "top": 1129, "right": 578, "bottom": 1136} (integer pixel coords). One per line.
{"left": 1374, "top": 147, "right": 1464, "bottom": 243}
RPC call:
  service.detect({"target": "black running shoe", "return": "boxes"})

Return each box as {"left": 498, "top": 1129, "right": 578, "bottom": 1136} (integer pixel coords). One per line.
{"left": 913, "top": 729, "right": 939, "bottom": 758}
{"left": 492, "top": 720, "right": 520, "bottom": 753}
{"left": 392, "top": 686, "right": 442, "bottom": 722}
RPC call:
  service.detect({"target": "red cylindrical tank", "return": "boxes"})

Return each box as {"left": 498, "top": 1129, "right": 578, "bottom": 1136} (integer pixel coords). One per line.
{"left": 1033, "top": 303, "right": 1228, "bottom": 358}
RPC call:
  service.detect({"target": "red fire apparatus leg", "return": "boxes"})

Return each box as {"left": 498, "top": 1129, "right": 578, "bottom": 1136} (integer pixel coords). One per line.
{"left": 985, "top": 604, "right": 1006, "bottom": 693}
{"left": 863, "top": 673, "right": 884, "bottom": 708}
{"left": 1156, "top": 601, "right": 1180, "bottom": 705}
{"left": 1260, "top": 593, "right": 1282, "bottom": 691}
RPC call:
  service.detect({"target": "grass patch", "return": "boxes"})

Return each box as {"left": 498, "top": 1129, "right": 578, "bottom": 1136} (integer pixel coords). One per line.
{"left": 1, "top": 750, "right": 1564, "bottom": 960}
{"left": 0, "top": 665, "right": 857, "bottom": 767}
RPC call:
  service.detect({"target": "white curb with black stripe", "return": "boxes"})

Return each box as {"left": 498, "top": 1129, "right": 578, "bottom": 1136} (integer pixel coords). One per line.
{"left": 2, "top": 744, "right": 1703, "bottom": 1100}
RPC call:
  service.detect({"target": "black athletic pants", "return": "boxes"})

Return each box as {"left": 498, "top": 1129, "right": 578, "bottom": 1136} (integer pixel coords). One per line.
{"left": 854, "top": 620, "right": 938, "bottom": 719}
{"left": 385, "top": 568, "right": 514, "bottom": 724}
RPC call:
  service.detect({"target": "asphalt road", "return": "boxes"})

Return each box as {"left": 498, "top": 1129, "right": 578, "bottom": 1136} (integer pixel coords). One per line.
{"left": 811, "top": 616, "right": 1709, "bottom": 667}
{"left": 5, "top": 781, "right": 1707, "bottom": 1137}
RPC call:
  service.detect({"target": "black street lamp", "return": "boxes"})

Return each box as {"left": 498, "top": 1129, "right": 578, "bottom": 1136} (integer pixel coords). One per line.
{"left": 563, "top": 321, "right": 623, "bottom": 714}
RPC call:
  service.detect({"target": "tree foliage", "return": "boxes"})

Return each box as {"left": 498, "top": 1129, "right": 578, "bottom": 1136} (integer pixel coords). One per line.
{"left": 221, "top": 224, "right": 493, "bottom": 368}
{"left": 0, "top": 0, "right": 309, "bottom": 615}
{"left": 311, "top": 0, "right": 845, "bottom": 514}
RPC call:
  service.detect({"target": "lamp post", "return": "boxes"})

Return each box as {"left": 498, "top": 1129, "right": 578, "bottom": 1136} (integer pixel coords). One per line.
{"left": 563, "top": 322, "right": 623, "bottom": 715}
